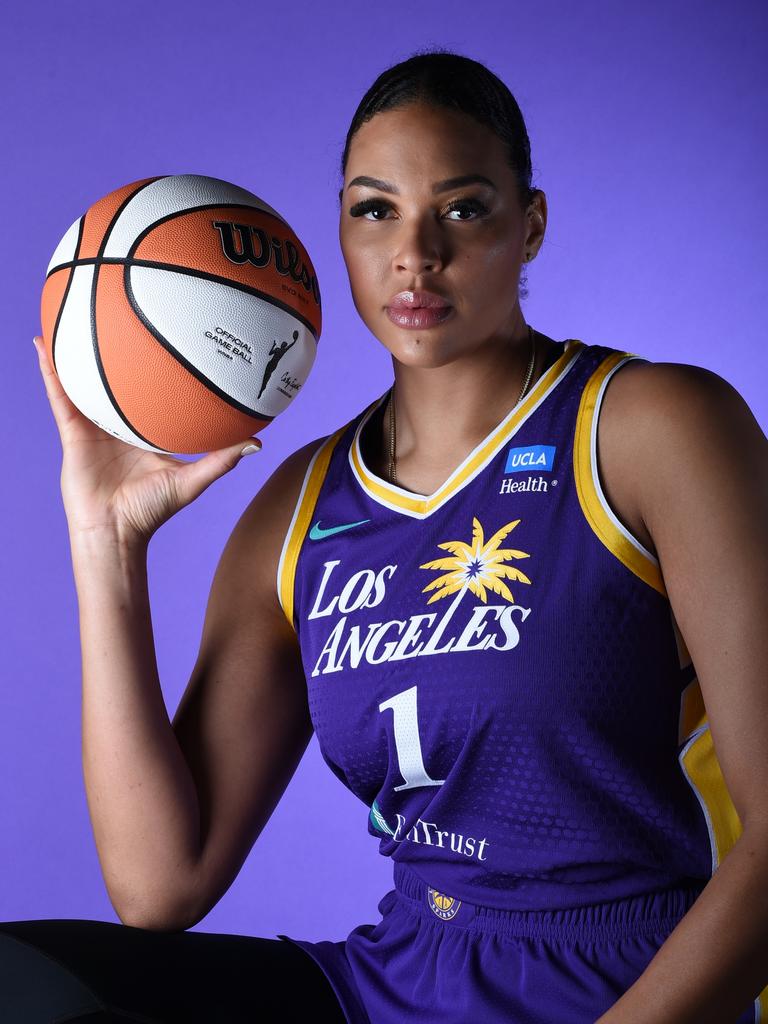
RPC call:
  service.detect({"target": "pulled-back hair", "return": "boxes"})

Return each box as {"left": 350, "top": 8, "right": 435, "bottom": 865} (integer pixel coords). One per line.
{"left": 338, "top": 48, "right": 538, "bottom": 298}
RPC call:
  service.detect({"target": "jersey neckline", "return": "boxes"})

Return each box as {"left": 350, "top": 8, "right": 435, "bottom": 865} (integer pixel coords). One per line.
{"left": 348, "top": 338, "right": 586, "bottom": 520}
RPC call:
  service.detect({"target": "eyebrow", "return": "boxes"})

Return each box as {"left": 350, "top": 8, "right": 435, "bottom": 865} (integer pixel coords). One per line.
{"left": 344, "top": 174, "right": 498, "bottom": 195}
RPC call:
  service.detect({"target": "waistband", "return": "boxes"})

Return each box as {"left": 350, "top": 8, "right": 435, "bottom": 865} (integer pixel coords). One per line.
{"left": 392, "top": 861, "right": 705, "bottom": 942}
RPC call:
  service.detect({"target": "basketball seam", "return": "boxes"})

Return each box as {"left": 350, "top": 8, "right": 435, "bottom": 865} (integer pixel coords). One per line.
{"left": 47, "top": 257, "right": 321, "bottom": 343}
{"left": 122, "top": 265, "right": 278, "bottom": 423}
{"left": 50, "top": 215, "right": 85, "bottom": 377}
{"left": 124, "top": 201, "right": 320, "bottom": 339}
{"left": 87, "top": 177, "right": 171, "bottom": 451}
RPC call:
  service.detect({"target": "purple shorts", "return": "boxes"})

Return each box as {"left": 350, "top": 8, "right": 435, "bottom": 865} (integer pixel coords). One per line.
{"left": 279, "top": 861, "right": 761, "bottom": 1023}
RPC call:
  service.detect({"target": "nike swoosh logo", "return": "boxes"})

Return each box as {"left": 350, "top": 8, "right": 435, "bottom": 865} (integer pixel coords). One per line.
{"left": 309, "top": 518, "right": 370, "bottom": 540}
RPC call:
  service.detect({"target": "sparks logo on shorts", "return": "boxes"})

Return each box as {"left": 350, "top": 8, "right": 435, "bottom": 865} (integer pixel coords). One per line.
{"left": 504, "top": 444, "right": 556, "bottom": 474}
{"left": 427, "top": 888, "right": 462, "bottom": 920}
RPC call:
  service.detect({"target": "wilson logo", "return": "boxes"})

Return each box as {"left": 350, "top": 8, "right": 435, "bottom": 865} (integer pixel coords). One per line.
{"left": 504, "top": 444, "right": 556, "bottom": 474}
{"left": 211, "top": 220, "right": 321, "bottom": 308}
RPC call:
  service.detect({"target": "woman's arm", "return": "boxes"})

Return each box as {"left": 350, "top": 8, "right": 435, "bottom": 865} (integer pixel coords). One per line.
{"left": 593, "top": 361, "right": 768, "bottom": 1023}
{"left": 76, "top": 439, "right": 321, "bottom": 931}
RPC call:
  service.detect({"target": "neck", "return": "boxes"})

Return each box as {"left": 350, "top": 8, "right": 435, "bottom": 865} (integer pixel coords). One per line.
{"left": 380, "top": 326, "right": 556, "bottom": 493}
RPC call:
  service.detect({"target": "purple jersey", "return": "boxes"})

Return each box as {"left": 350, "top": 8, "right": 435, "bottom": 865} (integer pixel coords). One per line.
{"left": 276, "top": 338, "right": 746, "bottom": 913}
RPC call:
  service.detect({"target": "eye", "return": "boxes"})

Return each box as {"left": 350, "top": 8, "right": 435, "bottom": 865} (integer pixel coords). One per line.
{"left": 348, "top": 197, "right": 489, "bottom": 221}
{"left": 444, "top": 198, "right": 488, "bottom": 220}
{"left": 348, "top": 198, "right": 392, "bottom": 220}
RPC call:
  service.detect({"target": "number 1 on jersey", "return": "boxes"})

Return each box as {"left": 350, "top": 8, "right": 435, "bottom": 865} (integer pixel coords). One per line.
{"left": 379, "top": 685, "right": 446, "bottom": 792}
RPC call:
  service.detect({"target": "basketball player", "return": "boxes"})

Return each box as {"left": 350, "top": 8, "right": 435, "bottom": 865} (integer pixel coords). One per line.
{"left": 5, "top": 50, "right": 767, "bottom": 1024}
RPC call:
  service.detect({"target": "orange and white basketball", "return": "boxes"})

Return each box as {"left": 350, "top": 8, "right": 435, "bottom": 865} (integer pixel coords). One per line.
{"left": 40, "top": 174, "right": 321, "bottom": 454}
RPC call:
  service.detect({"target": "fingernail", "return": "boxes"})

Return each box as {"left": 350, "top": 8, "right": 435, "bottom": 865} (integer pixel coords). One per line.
{"left": 240, "top": 443, "right": 261, "bottom": 456}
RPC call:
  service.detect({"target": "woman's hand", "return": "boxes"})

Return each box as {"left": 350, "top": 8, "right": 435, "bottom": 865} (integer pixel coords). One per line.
{"left": 32, "top": 335, "right": 263, "bottom": 547}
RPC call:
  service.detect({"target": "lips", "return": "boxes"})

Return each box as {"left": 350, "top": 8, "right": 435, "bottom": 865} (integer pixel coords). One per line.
{"left": 387, "top": 289, "right": 452, "bottom": 309}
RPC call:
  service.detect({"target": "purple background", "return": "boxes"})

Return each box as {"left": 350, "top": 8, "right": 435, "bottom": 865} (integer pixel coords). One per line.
{"left": 2, "top": 0, "right": 766, "bottom": 945}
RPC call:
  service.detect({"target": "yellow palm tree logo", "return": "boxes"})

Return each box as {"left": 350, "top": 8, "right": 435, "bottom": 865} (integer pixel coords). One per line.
{"left": 419, "top": 515, "right": 532, "bottom": 607}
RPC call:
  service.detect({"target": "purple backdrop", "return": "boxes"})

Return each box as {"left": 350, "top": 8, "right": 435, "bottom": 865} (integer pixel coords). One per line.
{"left": 2, "top": 0, "right": 766, "bottom": 946}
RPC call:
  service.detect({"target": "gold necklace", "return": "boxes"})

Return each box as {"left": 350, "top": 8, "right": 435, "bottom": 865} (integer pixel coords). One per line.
{"left": 387, "top": 324, "right": 537, "bottom": 487}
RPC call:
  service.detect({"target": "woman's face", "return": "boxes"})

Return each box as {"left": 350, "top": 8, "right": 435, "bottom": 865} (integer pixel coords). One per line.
{"left": 338, "top": 101, "right": 545, "bottom": 369}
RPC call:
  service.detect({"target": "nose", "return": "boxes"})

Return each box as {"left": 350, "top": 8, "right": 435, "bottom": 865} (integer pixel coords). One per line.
{"left": 392, "top": 218, "right": 446, "bottom": 276}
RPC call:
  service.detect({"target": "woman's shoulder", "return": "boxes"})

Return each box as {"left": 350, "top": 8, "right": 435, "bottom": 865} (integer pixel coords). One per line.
{"left": 580, "top": 336, "right": 734, "bottom": 390}
{"left": 592, "top": 340, "right": 752, "bottom": 471}
{"left": 594, "top": 344, "right": 740, "bottom": 428}
{"left": 593, "top": 346, "right": 754, "bottom": 557}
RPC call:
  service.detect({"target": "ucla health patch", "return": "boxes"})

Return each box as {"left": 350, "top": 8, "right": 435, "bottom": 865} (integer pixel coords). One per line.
{"left": 504, "top": 444, "right": 557, "bottom": 474}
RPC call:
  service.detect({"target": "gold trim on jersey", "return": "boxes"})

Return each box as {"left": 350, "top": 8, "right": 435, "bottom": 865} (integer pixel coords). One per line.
{"left": 679, "top": 725, "right": 744, "bottom": 868}
{"left": 677, "top": 714, "right": 768, "bottom": 1019}
{"left": 573, "top": 352, "right": 667, "bottom": 597}
{"left": 674, "top": 610, "right": 744, "bottom": 867}
{"left": 349, "top": 339, "right": 586, "bottom": 519}
{"left": 276, "top": 424, "right": 350, "bottom": 631}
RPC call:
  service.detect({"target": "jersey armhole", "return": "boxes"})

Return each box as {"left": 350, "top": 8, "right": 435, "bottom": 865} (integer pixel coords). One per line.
{"left": 573, "top": 351, "right": 668, "bottom": 598}
{"left": 275, "top": 426, "right": 348, "bottom": 632}
{"left": 672, "top": 604, "right": 745, "bottom": 886}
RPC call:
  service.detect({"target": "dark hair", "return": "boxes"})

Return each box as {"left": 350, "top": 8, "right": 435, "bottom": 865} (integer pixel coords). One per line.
{"left": 337, "top": 48, "right": 538, "bottom": 297}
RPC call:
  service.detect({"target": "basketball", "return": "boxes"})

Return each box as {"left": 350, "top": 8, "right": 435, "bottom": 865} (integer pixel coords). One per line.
{"left": 39, "top": 174, "right": 322, "bottom": 454}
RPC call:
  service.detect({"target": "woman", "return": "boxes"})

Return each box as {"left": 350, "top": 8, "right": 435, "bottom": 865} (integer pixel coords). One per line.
{"left": 6, "top": 49, "right": 768, "bottom": 1024}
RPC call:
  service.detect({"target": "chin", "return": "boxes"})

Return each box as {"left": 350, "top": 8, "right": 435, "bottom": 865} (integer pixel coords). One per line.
{"left": 372, "top": 315, "right": 463, "bottom": 366}
{"left": 388, "top": 335, "right": 466, "bottom": 369}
